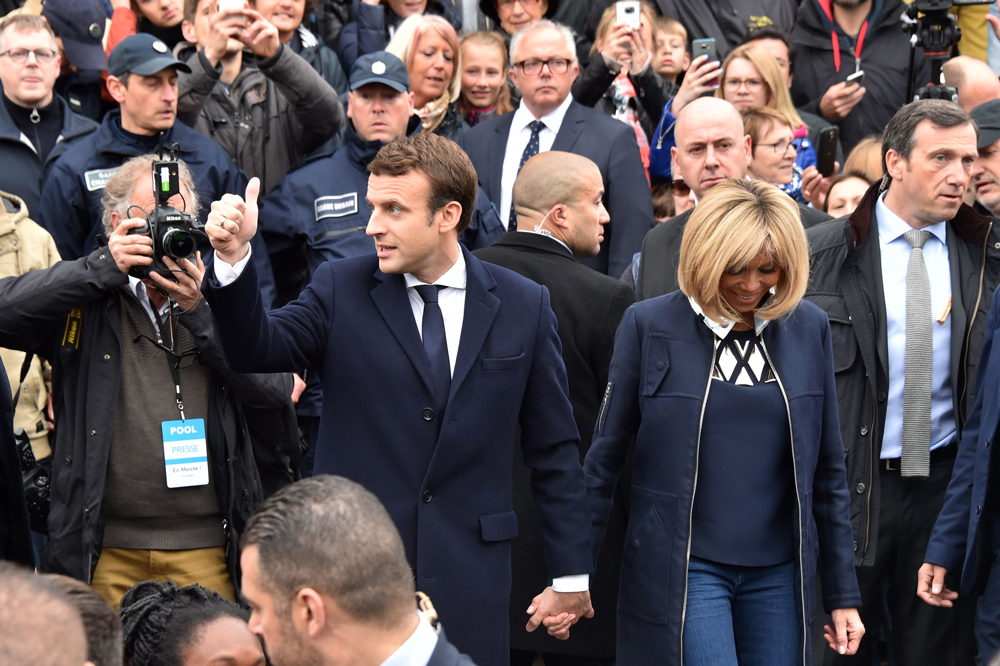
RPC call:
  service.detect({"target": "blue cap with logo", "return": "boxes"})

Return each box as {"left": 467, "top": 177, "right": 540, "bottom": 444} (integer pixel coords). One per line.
{"left": 350, "top": 51, "right": 410, "bottom": 93}
{"left": 108, "top": 33, "right": 192, "bottom": 78}
{"left": 42, "top": 0, "right": 108, "bottom": 71}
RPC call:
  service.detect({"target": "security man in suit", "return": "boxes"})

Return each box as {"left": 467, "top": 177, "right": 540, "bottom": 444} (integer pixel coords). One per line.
{"left": 474, "top": 151, "right": 634, "bottom": 666}
{"left": 200, "top": 132, "right": 594, "bottom": 666}
{"left": 458, "top": 19, "right": 654, "bottom": 280}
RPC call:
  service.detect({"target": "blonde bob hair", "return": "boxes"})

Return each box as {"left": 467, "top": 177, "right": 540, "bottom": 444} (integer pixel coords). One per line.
{"left": 678, "top": 179, "right": 809, "bottom": 324}
{"left": 387, "top": 14, "right": 462, "bottom": 105}
{"left": 715, "top": 44, "right": 803, "bottom": 131}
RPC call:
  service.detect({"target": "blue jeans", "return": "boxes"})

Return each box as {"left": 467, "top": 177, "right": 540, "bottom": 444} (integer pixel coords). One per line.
{"left": 683, "top": 557, "right": 800, "bottom": 666}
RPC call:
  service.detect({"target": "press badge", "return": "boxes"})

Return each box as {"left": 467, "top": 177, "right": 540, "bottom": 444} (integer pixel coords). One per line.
{"left": 162, "top": 419, "right": 209, "bottom": 488}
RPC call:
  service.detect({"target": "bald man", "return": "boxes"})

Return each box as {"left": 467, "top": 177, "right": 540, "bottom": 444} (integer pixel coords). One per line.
{"left": 474, "top": 151, "right": 635, "bottom": 666}
{"left": 943, "top": 56, "right": 1000, "bottom": 112}
{"left": 0, "top": 563, "right": 92, "bottom": 666}
{"left": 635, "top": 97, "right": 829, "bottom": 299}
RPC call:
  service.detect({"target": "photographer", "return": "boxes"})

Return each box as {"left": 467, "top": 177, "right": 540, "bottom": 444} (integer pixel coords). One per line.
{"left": 790, "top": 0, "right": 931, "bottom": 152}
{"left": 0, "top": 154, "right": 292, "bottom": 607}
{"left": 176, "top": 0, "right": 345, "bottom": 194}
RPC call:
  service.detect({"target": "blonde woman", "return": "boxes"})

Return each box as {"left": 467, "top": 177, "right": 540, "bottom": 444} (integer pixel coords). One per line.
{"left": 386, "top": 14, "right": 465, "bottom": 140}
{"left": 458, "top": 31, "right": 513, "bottom": 127}
{"left": 584, "top": 179, "right": 863, "bottom": 666}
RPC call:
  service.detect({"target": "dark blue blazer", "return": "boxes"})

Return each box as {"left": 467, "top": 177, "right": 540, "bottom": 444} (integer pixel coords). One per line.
{"left": 457, "top": 100, "right": 655, "bottom": 279}
{"left": 584, "top": 291, "right": 861, "bottom": 666}
{"left": 926, "top": 284, "right": 1000, "bottom": 595}
{"left": 201, "top": 246, "right": 592, "bottom": 666}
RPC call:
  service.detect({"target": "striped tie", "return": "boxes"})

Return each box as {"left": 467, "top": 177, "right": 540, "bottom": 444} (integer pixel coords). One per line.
{"left": 509, "top": 120, "right": 546, "bottom": 229}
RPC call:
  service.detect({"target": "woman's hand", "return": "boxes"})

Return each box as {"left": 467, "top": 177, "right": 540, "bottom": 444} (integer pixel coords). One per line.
{"left": 800, "top": 162, "right": 840, "bottom": 210}
{"left": 600, "top": 23, "right": 633, "bottom": 66}
{"left": 671, "top": 54, "right": 722, "bottom": 115}
{"left": 824, "top": 608, "right": 865, "bottom": 655}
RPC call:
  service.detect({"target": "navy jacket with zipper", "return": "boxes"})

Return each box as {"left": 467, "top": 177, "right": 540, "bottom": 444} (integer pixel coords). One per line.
{"left": 338, "top": 0, "right": 463, "bottom": 73}
{"left": 790, "top": 0, "right": 931, "bottom": 153}
{"left": 584, "top": 290, "right": 861, "bottom": 666}
{"left": 0, "top": 249, "right": 292, "bottom": 586}
{"left": 0, "top": 91, "right": 97, "bottom": 220}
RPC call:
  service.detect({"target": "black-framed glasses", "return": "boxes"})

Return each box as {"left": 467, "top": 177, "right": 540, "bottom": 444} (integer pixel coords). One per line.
{"left": 514, "top": 58, "right": 571, "bottom": 76}
{"left": 0, "top": 48, "right": 56, "bottom": 64}
{"left": 757, "top": 139, "right": 796, "bottom": 155}
{"left": 498, "top": 0, "right": 540, "bottom": 6}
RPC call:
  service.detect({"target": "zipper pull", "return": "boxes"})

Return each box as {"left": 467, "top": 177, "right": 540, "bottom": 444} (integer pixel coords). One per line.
{"left": 855, "top": 57, "right": 861, "bottom": 74}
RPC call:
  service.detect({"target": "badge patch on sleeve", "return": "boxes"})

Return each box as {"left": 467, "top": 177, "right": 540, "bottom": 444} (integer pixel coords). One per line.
{"left": 315, "top": 193, "right": 358, "bottom": 220}
{"left": 84, "top": 167, "right": 120, "bottom": 192}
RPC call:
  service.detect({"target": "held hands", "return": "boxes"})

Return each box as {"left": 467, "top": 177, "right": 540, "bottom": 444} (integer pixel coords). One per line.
{"left": 671, "top": 54, "right": 722, "bottom": 115}
{"left": 823, "top": 608, "right": 865, "bottom": 656}
{"left": 819, "top": 81, "right": 865, "bottom": 122}
{"left": 525, "top": 587, "right": 594, "bottom": 640}
{"left": 207, "top": 177, "right": 261, "bottom": 266}
{"left": 917, "top": 562, "right": 959, "bottom": 608}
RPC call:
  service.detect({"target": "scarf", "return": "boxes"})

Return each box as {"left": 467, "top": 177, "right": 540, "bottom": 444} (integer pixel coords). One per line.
{"left": 417, "top": 95, "right": 451, "bottom": 134}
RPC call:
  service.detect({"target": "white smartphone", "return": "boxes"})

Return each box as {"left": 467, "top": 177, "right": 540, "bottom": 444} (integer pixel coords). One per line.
{"left": 218, "top": 0, "right": 244, "bottom": 13}
{"left": 616, "top": 1, "right": 641, "bottom": 29}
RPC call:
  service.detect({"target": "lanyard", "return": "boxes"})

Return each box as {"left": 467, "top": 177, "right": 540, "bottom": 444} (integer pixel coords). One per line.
{"left": 151, "top": 301, "right": 187, "bottom": 421}
{"left": 832, "top": 20, "right": 868, "bottom": 73}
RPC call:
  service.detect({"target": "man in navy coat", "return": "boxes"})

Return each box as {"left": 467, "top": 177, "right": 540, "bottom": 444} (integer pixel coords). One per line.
{"left": 457, "top": 20, "right": 654, "bottom": 280}
{"left": 200, "top": 132, "right": 594, "bottom": 666}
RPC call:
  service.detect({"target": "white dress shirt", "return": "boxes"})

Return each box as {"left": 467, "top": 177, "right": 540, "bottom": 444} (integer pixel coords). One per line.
{"left": 379, "top": 612, "right": 439, "bottom": 666}
{"left": 876, "top": 193, "right": 956, "bottom": 459}
{"left": 127, "top": 276, "right": 172, "bottom": 325}
{"left": 499, "top": 94, "right": 575, "bottom": 227}
{"left": 214, "top": 246, "right": 590, "bottom": 591}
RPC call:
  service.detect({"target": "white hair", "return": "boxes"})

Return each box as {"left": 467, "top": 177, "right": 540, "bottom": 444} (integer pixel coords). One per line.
{"left": 509, "top": 19, "right": 577, "bottom": 66}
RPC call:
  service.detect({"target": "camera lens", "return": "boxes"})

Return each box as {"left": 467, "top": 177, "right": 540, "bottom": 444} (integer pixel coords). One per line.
{"left": 162, "top": 228, "right": 197, "bottom": 260}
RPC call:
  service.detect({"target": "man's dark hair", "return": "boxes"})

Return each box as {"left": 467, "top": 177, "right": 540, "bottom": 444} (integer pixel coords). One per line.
{"left": 0, "top": 562, "right": 88, "bottom": 666}
{"left": 739, "top": 25, "right": 796, "bottom": 77}
{"left": 241, "top": 475, "right": 416, "bottom": 628}
{"left": 369, "top": 133, "right": 478, "bottom": 235}
{"left": 119, "top": 580, "right": 248, "bottom": 666}
{"left": 881, "top": 99, "right": 979, "bottom": 176}
{"left": 46, "top": 575, "right": 123, "bottom": 666}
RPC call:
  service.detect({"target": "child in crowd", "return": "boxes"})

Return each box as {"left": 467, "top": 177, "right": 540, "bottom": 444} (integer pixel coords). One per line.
{"left": 652, "top": 17, "right": 689, "bottom": 85}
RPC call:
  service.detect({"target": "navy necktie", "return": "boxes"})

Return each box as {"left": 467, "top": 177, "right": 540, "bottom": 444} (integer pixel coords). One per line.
{"left": 510, "top": 119, "right": 546, "bottom": 229}
{"left": 415, "top": 284, "right": 450, "bottom": 408}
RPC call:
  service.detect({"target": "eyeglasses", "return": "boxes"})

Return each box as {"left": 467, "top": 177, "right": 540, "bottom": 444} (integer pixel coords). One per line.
{"left": 671, "top": 180, "right": 690, "bottom": 197}
{"left": 513, "top": 58, "right": 571, "bottom": 76}
{"left": 0, "top": 48, "right": 56, "bottom": 64}
{"left": 722, "top": 77, "right": 764, "bottom": 93}
{"left": 757, "top": 139, "right": 797, "bottom": 155}
{"left": 498, "top": 0, "right": 540, "bottom": 8}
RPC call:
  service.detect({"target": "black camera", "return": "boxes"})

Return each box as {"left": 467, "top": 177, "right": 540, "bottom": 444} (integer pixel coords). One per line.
{"left": 128, "top": 158, "right": 206, "bottom": 280}
{"left": 16, "top": 427, "right": 49, "bottom": 535}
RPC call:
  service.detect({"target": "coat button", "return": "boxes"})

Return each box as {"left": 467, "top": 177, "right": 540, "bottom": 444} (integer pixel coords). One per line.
{"left": 878, "top": 392, "right": 886, "bottom": 402}
{"left": 977, "top": 505, "right": 983, "bottom": 515}
{"left": 988, "top": 438, "right": 992, "bottom": 448}
{"left": 103, "top": 354, "right": 110, "bottom": 361}
{"left": 422, "top": 408, "right": 434, "bottom": 421}
{"left": 64, "top": 456, "right": 71, "bottom": 466}
{"left": 855, "top": 483, "right": 865, "bottom": 494}
{"left": 656, "top": 361, "right": 665, "bottom": 370}
{"left": 422, "top": 490, "right": 433, "bottom": 503}
{"left": 860, "top": 426, "right": 869, "bottom": 436}
{"left": 90, "top": 429, "right": 97, "bottom": 436}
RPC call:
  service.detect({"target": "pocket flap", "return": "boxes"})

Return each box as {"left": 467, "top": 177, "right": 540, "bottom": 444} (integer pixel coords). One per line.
{"left": 482, "top": 353, "right": 525, "bottom": 371}
{"left": 641, "top": 333, "right": 670, "bottom": 396}
{"left": 479, "top": 510, "right": 518, "bottom": 542}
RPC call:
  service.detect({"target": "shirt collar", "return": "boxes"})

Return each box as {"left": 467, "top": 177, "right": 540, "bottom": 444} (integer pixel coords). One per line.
{"left": 876, "top": 192, "right": 948, "bottom": 247}
{"left": 403, "top": 246, "right": 467, "bottom": 290}
{"left": 127, "top": 276, "right": 171, "bottom": 315}
{"left": 512, "top": 93, "right": 574, "bottom": 136}
{"left": 378, "top": 612, "right": 439, "bottom": 666}
{"left": 688, "top": 296, "right": 770, "bottom": 339}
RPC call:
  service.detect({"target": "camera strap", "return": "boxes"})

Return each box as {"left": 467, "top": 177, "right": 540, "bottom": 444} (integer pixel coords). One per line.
{"left": 151, "top": 301, "right": 186, "bottom": 422}
{"left": 11, "top": 352, "right": 33, "bottom": 410}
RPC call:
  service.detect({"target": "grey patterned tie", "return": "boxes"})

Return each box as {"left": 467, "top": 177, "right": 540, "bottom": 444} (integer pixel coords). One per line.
{"left": 901, "top": 229, "right": 932, "bottom": 478}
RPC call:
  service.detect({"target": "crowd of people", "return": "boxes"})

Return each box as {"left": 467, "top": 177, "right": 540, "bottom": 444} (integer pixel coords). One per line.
{"left": 4, "top": 0, "right": 1000, "bottom": 665}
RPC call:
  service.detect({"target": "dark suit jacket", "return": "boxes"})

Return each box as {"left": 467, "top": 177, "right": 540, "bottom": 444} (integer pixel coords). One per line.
{"left": 475, "top": 232, "right": 635, "bottom": 658}
{"left": 429, "top": 628, "right": 478, "bottom": 666}
{"left": 458, "top": 100, "right": 655, "bottom": 280}
{"left": 636, "top": 200, "right": 831, "bottom": 300}
{"left": 201, "top": 245, "right": 592, "bottom": 666}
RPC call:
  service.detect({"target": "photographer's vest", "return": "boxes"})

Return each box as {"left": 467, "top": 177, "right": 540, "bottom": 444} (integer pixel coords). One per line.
{"left": 101, "top": 288, "right": 224, "bottom": 550}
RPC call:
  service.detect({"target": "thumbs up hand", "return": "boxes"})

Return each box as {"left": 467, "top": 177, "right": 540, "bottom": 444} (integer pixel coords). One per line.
{"left": 207, "top": 177, "right": 261, "bottom": 265}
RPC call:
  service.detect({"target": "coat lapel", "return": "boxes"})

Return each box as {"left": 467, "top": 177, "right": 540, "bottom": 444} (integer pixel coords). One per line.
{"left": 370, "top": 269, "right": 436, "bottom": 397}
{"left": 551, "top": 101, "right": 584, "bottom": 153}
{"left": 449, "top": 247, "right": 499, "bottom": 402}
{"left": 487, "top": 114, "right": 515, "bottom": 204}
